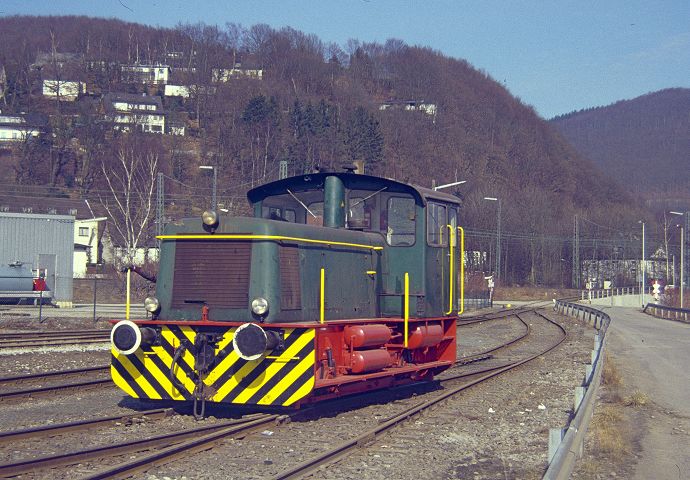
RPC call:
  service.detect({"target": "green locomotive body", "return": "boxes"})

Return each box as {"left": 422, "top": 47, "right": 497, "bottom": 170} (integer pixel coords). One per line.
{"left": 110, "top": 172, "right": 463, "bottom": 412}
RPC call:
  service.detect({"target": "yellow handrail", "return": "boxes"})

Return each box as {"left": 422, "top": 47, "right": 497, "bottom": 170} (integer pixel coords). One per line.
{"left": 445, "top": 224, "right": 454, "bottom": 315}
{"left": 457, "top": 226, "right": 465, "bottom": 315}
{"left": 125, "top": 268, "right": 131, "bottom": 320}
{"left": 404, "top": 272, "right": 409, "bottom": 348}
{"left": 320, "top": 268, "right": 325, "bottom": 324}
{"left": 157, "top": 234, "right": 383, "bottom": 251}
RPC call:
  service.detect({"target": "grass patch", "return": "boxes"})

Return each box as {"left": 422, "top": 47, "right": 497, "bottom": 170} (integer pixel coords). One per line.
{"left": 602, "top": 357, "right": 623, "bottom": 388}
{"left": 624, "top": 391, "right": 649, "bottom": 407}
{"left": 591, "top": 405, "right": 630, "bottom": 460}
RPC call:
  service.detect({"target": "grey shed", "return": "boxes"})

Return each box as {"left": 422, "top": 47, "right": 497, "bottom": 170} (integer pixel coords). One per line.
{"left": 0, "top": 212, "right": 74, "bottom": 306}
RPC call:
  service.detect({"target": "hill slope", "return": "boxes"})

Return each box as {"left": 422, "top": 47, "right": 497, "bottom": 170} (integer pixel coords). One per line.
{"left": 0, "top": 16, "right": 648, "bottom": 284}
{"left": 550, "top": 88, "right": 690, "bottom": 199}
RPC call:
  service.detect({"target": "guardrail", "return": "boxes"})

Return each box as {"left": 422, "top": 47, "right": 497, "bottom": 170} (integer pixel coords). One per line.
{"left": 580, "top": 286, "right": 643, "bottom": 300}
{"left": 543, "top": 299, "right": 610, "bottom": 480}
{"left": 643, "top": 302, "right": 690, "bottom": 323}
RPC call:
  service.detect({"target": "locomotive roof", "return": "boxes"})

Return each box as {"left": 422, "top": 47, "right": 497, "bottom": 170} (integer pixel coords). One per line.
{"left": 247, "top": 172, "right": 461, "bottom": 206}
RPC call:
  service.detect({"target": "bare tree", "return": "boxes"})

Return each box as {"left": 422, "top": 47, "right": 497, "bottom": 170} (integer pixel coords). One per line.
{"left": 99, "top": 141, "right": 159, "bottom": 266}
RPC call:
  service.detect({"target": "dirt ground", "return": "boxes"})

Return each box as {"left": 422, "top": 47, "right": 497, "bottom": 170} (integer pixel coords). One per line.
{"left": 495, "top": 286, "right": 581, "bottom": 301}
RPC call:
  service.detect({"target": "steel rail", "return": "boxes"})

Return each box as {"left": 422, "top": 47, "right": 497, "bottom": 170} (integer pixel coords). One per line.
{"left": 272, "top": 310, "right": 567, "bottom": 480}
{"left": 451, "top": 311, "right": 531, "bottom": 368}
{"left": 0, "top": 329, "right": 108, "bottom": 339}
{"left": 0, "top": 414, "right": 276, "bottom": 477}
{"left": 0, "top": 365, "right": 109, "bottom": 385}
{"left": 0, "top": 408, "right": 174, "bottom": 444}
{"left": 82, "top": 414, "right": 279, "bottom": 480}
{"left": 0, "top": 377, "right": 113, "bottom": 402}
{"left": 0, "top": 337, "right": 110, "bottom": 349}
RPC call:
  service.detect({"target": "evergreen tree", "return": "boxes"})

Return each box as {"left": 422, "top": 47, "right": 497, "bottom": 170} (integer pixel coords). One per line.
{"left": 344, "top": 106, "right": 383, "bottom": 172}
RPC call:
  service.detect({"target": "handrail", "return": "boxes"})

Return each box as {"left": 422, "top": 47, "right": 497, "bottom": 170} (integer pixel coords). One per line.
{"left": 403, "top": 273, "right": 409, "bottom": 348}
{"left": 457, "top": 226, "right": 465, "bottom": 315}
{"left": 158, "top": 234, "right": 384, "bottom": 251}
{"left": 319, "top": 268, "right": 325, "bottom": 324}
{"left": 445, "top": 224, "right": 454, "bottom": 315}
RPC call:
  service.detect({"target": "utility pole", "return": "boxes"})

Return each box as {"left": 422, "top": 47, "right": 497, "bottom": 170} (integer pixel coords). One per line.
{"left": 483, "top": 197, "right": 501, "bottom": 280}
{"left": 156, "top": 172, "right": 164, "bottom": 250}
{"left": 572, "top": 214, "right": 580, "bottom": 289}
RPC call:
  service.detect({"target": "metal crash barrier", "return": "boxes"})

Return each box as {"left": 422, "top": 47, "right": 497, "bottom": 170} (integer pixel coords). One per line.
{"left": 643, "top": 303, "right": 690, "bottom": 323}
{"left": 543, "top": 299, "right": 611, "bottom": 480}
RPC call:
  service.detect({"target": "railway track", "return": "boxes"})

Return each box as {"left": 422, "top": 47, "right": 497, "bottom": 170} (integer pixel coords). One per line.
{"left": 0, "top": 411, "right": 275, "bottom": 478}
{"left": 0, "top": 365, "right": 112, "bottom": 402}
{"left": 271, "top": 309, "right": 567, "bottom": 479}
{"left": 0, "top": 305, "right": 571, "bottom": 478}
{"left": 0, "top": 330, "right": 110, "bottom": 349}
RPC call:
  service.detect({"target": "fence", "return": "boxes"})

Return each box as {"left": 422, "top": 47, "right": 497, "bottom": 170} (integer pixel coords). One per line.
{"left": 543, "top": 299, "right": 610, "bottom": 480}
{"left": 461, "top": 290, "right": 491, "bottom": 310}
{"left": 579, "top": 286, "right": 641, "bottom": 300}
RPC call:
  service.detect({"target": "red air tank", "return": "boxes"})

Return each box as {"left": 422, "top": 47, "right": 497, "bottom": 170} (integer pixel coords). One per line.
{"left": 407, "top": 324, "right": 444, "bottom": 349}
{"left": 350, "top": 349, "right": 392, "bottom": 374}
{"left": 344, "top": 324, "right": 391, "bottom": 348}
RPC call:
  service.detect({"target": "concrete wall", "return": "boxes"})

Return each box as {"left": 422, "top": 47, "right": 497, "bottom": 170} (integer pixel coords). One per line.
{"left": 587, "top": 293, "right": 654, "bottom": 308}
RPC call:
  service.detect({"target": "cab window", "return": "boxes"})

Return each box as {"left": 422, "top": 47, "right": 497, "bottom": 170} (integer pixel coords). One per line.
{"left": 427, "top": 202, "right": 447, "bottom": 246}
{"left": 385, "top": 197, "right": 416, "bottom": 246}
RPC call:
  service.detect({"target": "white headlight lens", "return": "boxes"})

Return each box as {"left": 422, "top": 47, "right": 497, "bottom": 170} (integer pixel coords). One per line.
{"left": 144, "top": 296, "right": 160, "bottom": 313}
{"left": 251, "top": 297, "right": 269, "bottom": 315}
{"left": 202, "top": 210, "right": 219, "bottom": 226}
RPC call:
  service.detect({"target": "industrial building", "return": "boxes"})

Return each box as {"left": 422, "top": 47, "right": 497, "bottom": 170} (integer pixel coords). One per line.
{"left": 0, "top": 212, "right": 74, "bottom": 307}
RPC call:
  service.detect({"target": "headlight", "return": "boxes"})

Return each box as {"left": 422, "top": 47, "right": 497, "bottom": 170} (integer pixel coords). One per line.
{"left": 111, "top": 320, "right": 142, "bottom": 355}
{"left": 202, "top": 210, "right": 219, "bottom": 227}
{"left": 251, "top": 297, "right": 269, "bottom": 316}
{"left": 144, "top": 296, "right": 160, "bottom": 313}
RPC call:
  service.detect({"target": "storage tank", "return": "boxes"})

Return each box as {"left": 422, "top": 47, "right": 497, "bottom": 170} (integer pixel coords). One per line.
{"left": 0, "top": 263, "right": 34, "bottom": 292}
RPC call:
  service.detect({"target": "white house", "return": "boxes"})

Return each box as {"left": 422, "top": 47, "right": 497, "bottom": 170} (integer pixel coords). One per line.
{"left": 379, "top": 100, "right": 438, "bottom": 118}
{"left": 42, "top": 79, "right": 86, "bottom": 101}
{"left": 103, "top": 93, "right": 166, "bottom": 134}
{"left": 121, "top": 64, "right": 170, "bottom": 84}
{"left": 164, "top": 84, "right": 191, "bottom": 98}
{"left": 0, "top": 113, "right": 46, "bottom": 142}
{"left": 73, "top": 217, "right": 107, "bottom": 278}
{"left": 212, "top": 66, "right": 263, "bottom": 83}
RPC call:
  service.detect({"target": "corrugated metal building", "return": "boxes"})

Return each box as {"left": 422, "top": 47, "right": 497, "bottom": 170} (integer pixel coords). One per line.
{"left": 0, "top": 212, "right": 74, "bottom": 306}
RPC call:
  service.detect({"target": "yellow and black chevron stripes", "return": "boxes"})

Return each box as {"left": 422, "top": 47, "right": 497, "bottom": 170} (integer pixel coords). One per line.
{"left": 111, "top": 325, "right": 315, "bottom": 406}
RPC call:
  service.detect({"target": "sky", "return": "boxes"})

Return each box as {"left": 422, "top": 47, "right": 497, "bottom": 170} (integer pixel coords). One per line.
{"left": 2, "top": 0, "right": 689, "bottom": 119}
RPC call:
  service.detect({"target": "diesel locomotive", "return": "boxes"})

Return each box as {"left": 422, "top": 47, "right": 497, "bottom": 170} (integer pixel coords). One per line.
{"left": 110, "top": 171, "right": 463, "bottom": 415}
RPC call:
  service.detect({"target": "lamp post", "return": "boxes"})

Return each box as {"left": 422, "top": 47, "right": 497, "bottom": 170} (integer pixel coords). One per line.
{"left": 484, "top": 197, "right": 501, "bottom": 280}
{"left": 433, "top": 180, "right": 467, "bottom": 191}
{"left": 670, "top": 211, "right": 685, "bottom": 308}
{"left": 638, "top": 220, "right": 645, "bottom": 307}
{"left": 199, "top": 165, "right": 217, "bottom": 211}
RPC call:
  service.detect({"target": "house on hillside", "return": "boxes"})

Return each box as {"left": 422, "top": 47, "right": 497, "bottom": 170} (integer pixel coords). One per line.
{"left": 42, "top": 79, "right": 86, "bottom": 101}
{"left": 103, "top": 93, "right": 165, "bottom": 134}
{"left": 164, "top": 84, "right": 216, "bottom": 99}
{"left": 121, "top": 64, "right": 170, "bottom": 85}
{"left": 379, "top": 100, "right": 438, "bottom": 119}
{"left": 0, "top": 113, "right": 48, "bottom": 142}
{"left": 211, "top": 64, "right": 263, "bottom": 83}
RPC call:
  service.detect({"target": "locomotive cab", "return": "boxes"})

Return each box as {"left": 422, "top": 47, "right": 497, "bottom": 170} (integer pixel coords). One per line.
{"left": 110, "top": 172, "right": 462, "bottom": 411}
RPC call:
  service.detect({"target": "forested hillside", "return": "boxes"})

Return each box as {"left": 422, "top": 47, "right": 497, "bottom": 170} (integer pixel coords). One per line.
{"left": 0, "top": 15, "right": 646, "bottom": 284}
{"left": 551, "top": 89, "right": 690, "bottom": 201}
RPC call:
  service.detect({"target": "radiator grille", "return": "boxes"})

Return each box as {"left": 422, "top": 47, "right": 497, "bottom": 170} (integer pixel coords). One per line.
{"left": 280, "top": 245, "right": 301, "bottom": 310}
{"left": 171, "top": 240, "right": 252, "bottom": 309}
